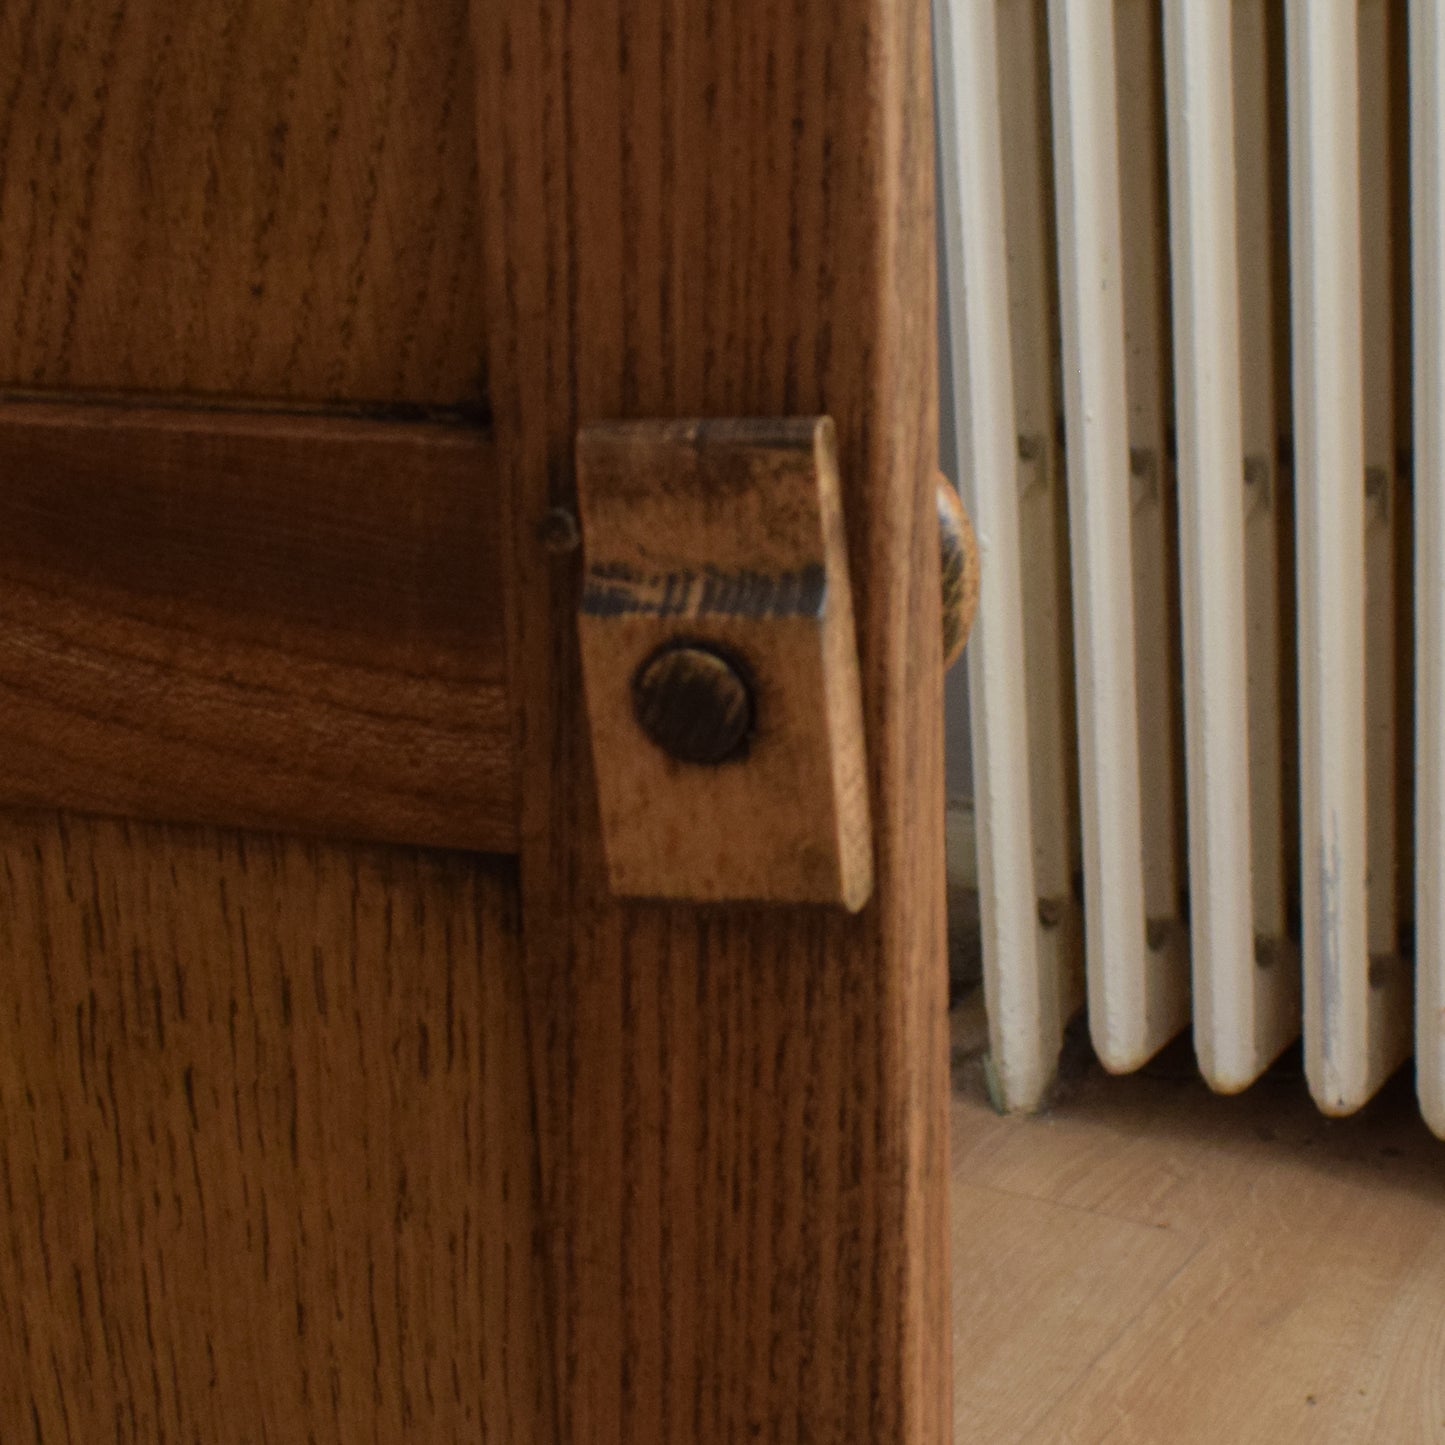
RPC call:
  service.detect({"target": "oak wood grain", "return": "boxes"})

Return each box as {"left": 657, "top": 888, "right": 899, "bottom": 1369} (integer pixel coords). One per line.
{"left": 475, "top": 0, "right": 951, "bottom": 1439}
{"left": 0, "top": 812, "right": 553, "bottom": 1443}
{"left": 0, "top": 401, "right": 516, "bottom": 851}
{"left": 0, "top": 0, "right": 489, "bottom": 408}
{"left": 576, "top": 416, "right": 873, "bottom": 908}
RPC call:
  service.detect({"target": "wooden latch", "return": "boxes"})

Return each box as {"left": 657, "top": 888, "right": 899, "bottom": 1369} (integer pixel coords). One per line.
{"left": 574, "top": 417, "right": 873, "bottom": 909}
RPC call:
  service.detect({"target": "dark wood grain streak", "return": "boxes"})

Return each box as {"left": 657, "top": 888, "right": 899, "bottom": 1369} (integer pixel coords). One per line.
{"left": 475, "top": 0, "right": 951, "bottom": 1439}
{"left": 0, "top": 402, "right": 516, "bottom": 852}
{"left": 0, "top": 812, "right": 552, "bottom": 1443}
{"left": 0, "top": 0, "right": 488, "bottom": 408}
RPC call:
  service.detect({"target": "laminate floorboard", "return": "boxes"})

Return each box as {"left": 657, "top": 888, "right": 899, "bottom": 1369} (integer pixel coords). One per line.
{"left": 951, "top": 991, "right": 1445, "bottom": 1443}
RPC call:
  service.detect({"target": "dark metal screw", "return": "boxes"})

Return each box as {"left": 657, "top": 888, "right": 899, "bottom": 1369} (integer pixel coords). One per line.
{"left": 632, "top": 643, "right": 754, "bottom": 765}
{"left": 538, "top": 506, "right": 581, "bottom": 553}
{"left": 1037, "top": 897, "right": 1065, "bottom": 930}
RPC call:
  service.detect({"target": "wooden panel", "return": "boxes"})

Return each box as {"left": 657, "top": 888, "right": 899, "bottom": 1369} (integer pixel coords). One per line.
{"left": 0, "top": 0, "right": 487, "bottom": 407}
{"left": 0, "top": 814, "right": 553, "bottom": 1442}
{"left": 476, "top": 0, "right": 950, "bottom": 1440}
{"left": 576, "top": 417, "right": 872, "bottom": 908}
{"left": 0, "top": 403, "right": 516, "bottom": 851}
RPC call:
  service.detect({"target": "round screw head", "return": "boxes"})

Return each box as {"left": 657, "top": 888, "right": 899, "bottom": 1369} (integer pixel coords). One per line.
{"left": 537, "top": 505, "right": 581, "bottom": 553}
{"left": 632, "top": 643, "right": 754, "bottom": 765}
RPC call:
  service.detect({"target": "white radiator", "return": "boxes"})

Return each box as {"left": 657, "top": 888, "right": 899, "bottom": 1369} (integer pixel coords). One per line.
{"left": 935, "top": 0, "right": 1445, "bottom": 1133}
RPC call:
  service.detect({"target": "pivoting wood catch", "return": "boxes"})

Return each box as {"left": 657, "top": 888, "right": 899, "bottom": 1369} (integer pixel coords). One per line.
{"left": 574, "top": 417, "right": 873, "bottom": 908}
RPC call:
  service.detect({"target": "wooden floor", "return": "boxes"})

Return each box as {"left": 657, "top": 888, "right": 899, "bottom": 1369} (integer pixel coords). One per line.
{"left": 950, "top": 992, "right": 1445, "bottom": 1443}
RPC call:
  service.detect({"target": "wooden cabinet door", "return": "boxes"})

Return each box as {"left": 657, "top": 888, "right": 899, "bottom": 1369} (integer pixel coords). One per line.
{"left": 0, "top": 0, "right": 950, "bottom": 1441}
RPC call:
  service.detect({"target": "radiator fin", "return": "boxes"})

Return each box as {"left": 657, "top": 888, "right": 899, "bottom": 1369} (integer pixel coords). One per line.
{"left": 938, "top": 0, "right": 1439, "bottom": 1134}
{"left": 1163, "top": 0, "right": 1297, "bottom": 1090}
{"left": 1412, "top": 0, "right": 1445, "bottom": 1137}
{"left": 1045, "top": 0, "right": 1191, "bottom": 1072}
{"left": 935, "top": 0, "right": 1058, "bottom": 1107}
